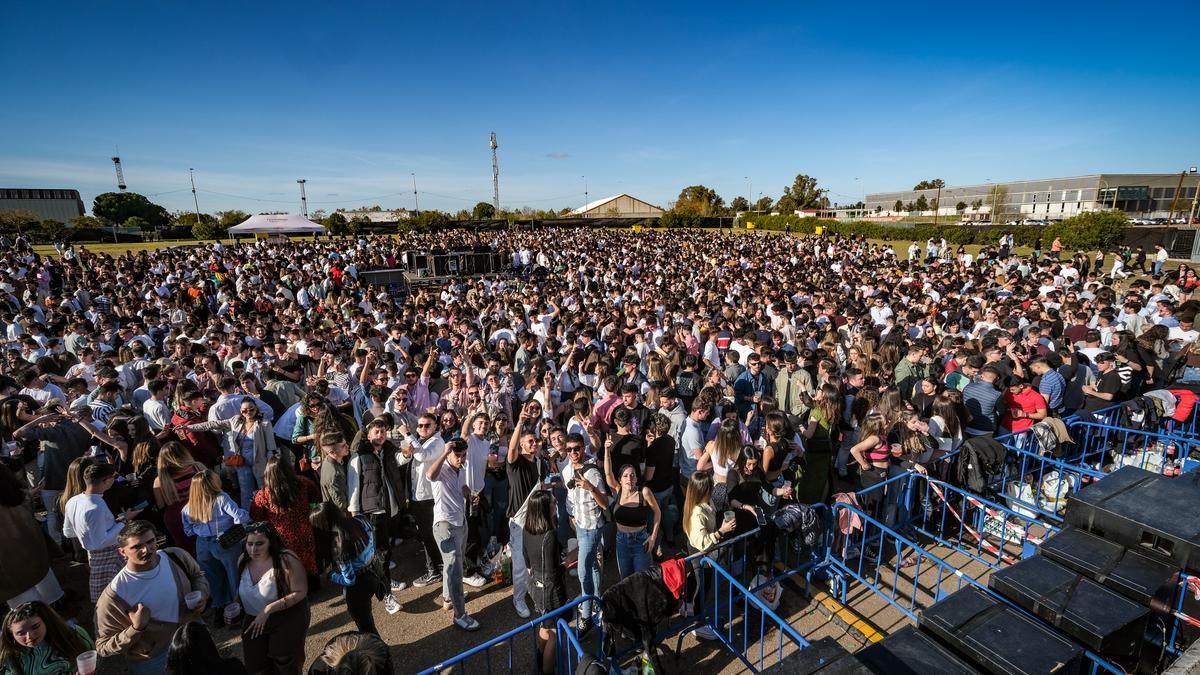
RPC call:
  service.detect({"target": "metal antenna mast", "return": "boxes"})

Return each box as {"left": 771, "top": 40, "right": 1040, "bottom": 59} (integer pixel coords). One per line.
{"left": 112, "top": 149, "right": 127, "bottom": 191}
{"left": 297, "top": 179, "right": 308, "bottom": 217}
{"left": 490, "top": 132, "right": 500, "bottom": 214}
{"left": 189, "top": 168, "right": 202, "bottom": 224}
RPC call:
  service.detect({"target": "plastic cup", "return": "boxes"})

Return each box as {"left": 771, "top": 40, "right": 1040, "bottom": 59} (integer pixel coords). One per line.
{"left": 76, "top": 650, "right": 97, "bottom": 675}
{"left": 223, "top": 601, "right": 242, "bottom": 625}
{"left": 723, "top": 510, "right": 736, "bottom": 524}
{"left": 185, "top": 590, "right": 203, "bottom": 610}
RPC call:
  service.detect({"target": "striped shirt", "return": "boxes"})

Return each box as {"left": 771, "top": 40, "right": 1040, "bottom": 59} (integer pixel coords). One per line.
{"left": 963, "top": 380, "right": 1003, "bottom": 436}
{"left": 1037, "top": 368, "right": 1066, "bottom": 413}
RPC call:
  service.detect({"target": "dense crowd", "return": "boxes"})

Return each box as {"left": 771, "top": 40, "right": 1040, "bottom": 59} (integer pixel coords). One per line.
{"left": 0, "top": 227, "right": 1196, "bottom": 674}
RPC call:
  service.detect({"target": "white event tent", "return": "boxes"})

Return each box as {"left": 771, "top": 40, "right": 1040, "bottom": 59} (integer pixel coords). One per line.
{"left": 227, "top": 213, "right": 326, "bottom": 235}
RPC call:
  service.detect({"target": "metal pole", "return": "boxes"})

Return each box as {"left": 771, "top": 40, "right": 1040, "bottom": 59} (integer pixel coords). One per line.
{"left": 1167, "top": 170, "right": 1187, "bottom": 224}
{"left": 297, "top": 179, "right": 307, "bottom": 217}
{"left": 411, "top": 173, "right": 419, "bottom": 215}
{"left": 582, "top": 176, "right": 588, "bottom": 218}
{"left": 933, "top": 185, "right": 941, "bottom": 226}
{"left": 1190, "top": 171, "right": 1200, "bottom": 224}
{"left": 189, "top": 169, "right": 202, "bottom": 234}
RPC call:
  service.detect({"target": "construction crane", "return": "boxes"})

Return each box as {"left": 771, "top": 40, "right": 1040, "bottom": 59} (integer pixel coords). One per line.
{"left": 490, "top": 132, "right": 500, "bottom": 214}
{"left": 111, "top": 150, "right": 127, "bottom": 191}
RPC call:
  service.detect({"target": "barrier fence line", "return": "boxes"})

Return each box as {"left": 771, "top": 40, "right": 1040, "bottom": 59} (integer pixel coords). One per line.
{"left": 416, "top": 595, "right": 603, "bottom": 675}
{"left": 823, "top": 501, "right": 1125, "bottom": 675}
{"left": 686, "top": 557, "right": 812, "bottom": 673}
{"left": 555, "top": 618, "right": 589, "bottom": 675}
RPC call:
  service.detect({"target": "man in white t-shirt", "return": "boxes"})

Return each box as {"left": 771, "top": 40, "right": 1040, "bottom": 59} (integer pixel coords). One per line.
{"left": 95, "top": 521, "right": 209, "bottom": 675}
{"left": 427, "top": 437, "right": 483, "bottom": 631}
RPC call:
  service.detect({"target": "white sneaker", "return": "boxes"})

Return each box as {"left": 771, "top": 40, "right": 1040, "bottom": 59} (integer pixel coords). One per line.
{"left": 692, "top": 625, "right": 720, "bottom": 641}
{"left": 514, "top": 599, "right": 531, "bottom": 619}
{"left": 455, "top": 614, "right": 480, "bottom": 631}
{"left": 463, "top": 574, "right": 488, "bottom": 588}
{"left": 383, "top": 595, "right": 402, "bottom": 615}
{"left": 390, "top": 579, "right": 408, "bottom": 592}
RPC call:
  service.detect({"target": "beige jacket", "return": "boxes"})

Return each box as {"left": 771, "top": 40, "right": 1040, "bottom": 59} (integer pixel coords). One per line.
{"left": 687, "top": 502, "right": 722, "bottom": 552}
{"left": 95, "top": 547, "right": 209, "bottom": 663}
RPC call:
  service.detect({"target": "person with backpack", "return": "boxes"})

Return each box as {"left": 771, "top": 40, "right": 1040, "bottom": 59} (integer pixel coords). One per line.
{"left": 309, "top": 502, "right": 398, "bottom": 636}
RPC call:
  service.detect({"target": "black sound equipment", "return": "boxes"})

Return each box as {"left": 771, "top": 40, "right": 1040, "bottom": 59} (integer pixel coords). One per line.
{"left": 1039, "top": 527, "right": 1176, "bottom": 606}
{"left": 758, "top": 636, "right": 850, "bottom": 674}
{"left": 814, "top": 627, "right": 981, "bottom": 675}
{"left": 919, "top": 587, "right": 1084, "bottom": 675}
{"left": 1065, "top": 466, "right": 1200, "bottom": 573}
{"left": 988, "top": 554, "right": 1149, "bottom": 657}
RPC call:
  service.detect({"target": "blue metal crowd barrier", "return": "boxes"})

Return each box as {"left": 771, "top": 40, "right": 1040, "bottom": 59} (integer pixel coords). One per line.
{"left": 417, "top": 595, "right": 605, "bottom": 675}
{"left": 877, "top": 471, "right": 1056, "bottom": 571}
{"left": 1069, "top": 421, "right": 1200, "bottom": 475}
{"left": 823, "top": 500, "right": 1124, "bottom": 675}
{"left": 674, "top": 556, "right": 813, "bottom": 673}
{"left": 990, "top": 443, "right": 1105, "bottom": 523}
{"left": 554, "top": 618, "right": 591, "bottom": 675}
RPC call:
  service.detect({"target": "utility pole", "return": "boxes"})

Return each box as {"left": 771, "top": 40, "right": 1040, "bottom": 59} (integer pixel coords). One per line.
{"left": 112, "top": 149, "right": 127, "bottom": 191}
{"left": 582, "top": 176, "right": 588, "bottom": 218}
{"left": 411, "top": 173, "right": 419, "bottom": 215}
{"left": 490, "top": 132, "right": 500, "bottom": 215}
{"left": 1187, "top": 166, "right": 1199, "bottom": 224}
{"left": 296, "top": 179, "right": 308, "bottom": 217}
{"left": 189, "top": 168, "right": 202, "bottom": 232}
{"left": 933, "top": 185, "right": 942, "bottom": 226}
{"left": 1167, "top": 170, "right": 1187, "bottom": 225}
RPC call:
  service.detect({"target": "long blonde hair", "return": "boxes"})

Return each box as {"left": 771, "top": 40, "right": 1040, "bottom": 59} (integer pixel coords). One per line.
{"left": 681, "top": 470, "right": 715, "bottom": 539}
{"left": 155, "top": 442, "right": 200, "bottom": 506}
{"left": 59, "top": 456, "right": 95, "bottom": 513}
{"left": 185, "top": 469, "right": 223, "bottom": 523}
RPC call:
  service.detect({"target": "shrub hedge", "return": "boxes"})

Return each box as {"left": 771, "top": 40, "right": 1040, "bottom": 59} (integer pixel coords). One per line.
{"left": 738, "top": 210, "right": 1127, "bottom": 251}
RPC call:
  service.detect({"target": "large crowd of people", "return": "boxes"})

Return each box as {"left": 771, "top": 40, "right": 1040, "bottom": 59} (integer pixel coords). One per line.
{"left": 0, "top": 226, "right": 1195, "bottom": 674}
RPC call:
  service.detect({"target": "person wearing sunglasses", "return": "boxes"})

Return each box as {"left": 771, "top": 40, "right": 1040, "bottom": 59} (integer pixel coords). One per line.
{"left": 425, "top": 438, "right": 483, "bottom": 631}
{"left": 399, "top": 413, "right": 446, "bottom": 589}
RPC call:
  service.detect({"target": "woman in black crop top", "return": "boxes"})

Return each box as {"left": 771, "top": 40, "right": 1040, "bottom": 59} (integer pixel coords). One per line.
{"left": 602, "top": 436, "right": 661, "bottom": 577}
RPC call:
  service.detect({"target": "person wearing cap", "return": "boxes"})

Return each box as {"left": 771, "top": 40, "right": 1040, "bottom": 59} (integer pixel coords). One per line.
{"left": 63, "top": 463, "right": 143, "bottom": 602}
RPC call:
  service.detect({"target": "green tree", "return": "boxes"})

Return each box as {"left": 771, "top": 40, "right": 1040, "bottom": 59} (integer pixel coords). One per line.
{"left": 894, "top": 199, "right": 904, "bottom": 212}
{"left": 730, "top": 196, "right": 750, "bottom": 213}
{"left": 409, "top": 210, "right": 451, "bottom": 233}
{"left": 191, "top": 220, "right": 225, "bottom": 240}
{"left": 347, "top": 215, "right": 368, "bottom": 234}
{"left": 986, "top": 185, "right": 1010, "bottom": 221}
{"left": 775, "top": 174, "right": 827, "bottom": 213}
{"left": 753, "top": 196, "right": 773, "bottom": 212}
{"left": 675, "top": 185, "right": 725, "bottom": 216}
{"left": 1044, "top": 211, "right": 1127, "bottom": 249}
{"left": 971, "top": 199, "right": 983, "bottom": 209}
{"left": 71, "top": 215, "right": 108, "bottom": 229}
{"left": 956, "top": 201, "right": 968, "bottom": 212}
{"left": 912, "top": 179, "right": 946, "bottom": 190}
{"left": 92, "top": 192, "right": 170, "bottom": 229}
{"left": 38, "top": 220, "right": 68, "bottom": 241}
{"left": 218, "top": 210, "right": 249, "bottom": 229}
{"left": 915, "top": 194, "right": 930, "bottom": 212}
{"left": 323, "top": 212, "right": 349, "bottom": 235}
{"left": 0, "top": 209, "right": 38, "bottom": 234}
{"left": 472, "top": 202, "right": 496, "bottom": 219}
{"left": 659, "top": 210, "right": 703, "bottom": 228}
{"left": 124, "top": 216, "right": 153, "bottom": 232}
{"left": 172, "top": 212, "right": 216, "bottom": 228}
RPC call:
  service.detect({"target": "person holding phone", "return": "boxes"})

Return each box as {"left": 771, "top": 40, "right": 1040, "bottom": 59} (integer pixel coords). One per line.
{"left": 63, "top": 463, "right": 142, "bottom": 602}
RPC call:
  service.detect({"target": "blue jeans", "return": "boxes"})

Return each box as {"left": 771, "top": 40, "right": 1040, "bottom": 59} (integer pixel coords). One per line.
{"left": 650, "top": 487, "right": 677, "bottom": 549}
{"left": 235, "top": 464, "right": 259, "bottom": 511}
{"left": 127, "top": 649, "right": 169, "bottom": 675}
{"left": 616, "top": 529, "right": 651, "bottom": 578}
{"left": 575, "top": 526, "right": 603, "bottom": 619}
{"left": 196, "top": 535, "right": 241, "bottom": 609}
{"left": 1154, "top": 260, "right": 1164, "bottom": 276}
{"left": 480, "top": 473, "right": 509, "bottom": 546}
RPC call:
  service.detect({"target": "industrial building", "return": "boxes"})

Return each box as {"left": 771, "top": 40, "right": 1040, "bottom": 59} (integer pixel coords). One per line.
{"left": 863, "top": 173, "right": 1200, "bottom": 222}
{"left": 567, "top": 194, "right": 664, "bottom": 218}
{"left": 0, "top": 188, "right": 86, "bottom": 222}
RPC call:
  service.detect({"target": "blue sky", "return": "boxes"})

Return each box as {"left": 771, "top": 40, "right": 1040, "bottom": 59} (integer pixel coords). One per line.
{"left": 2, "top": 1, "right": 1198, "bottom": 216}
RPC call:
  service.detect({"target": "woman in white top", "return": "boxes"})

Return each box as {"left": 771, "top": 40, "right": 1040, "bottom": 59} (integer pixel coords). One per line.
{"left": 237, "top": 522, "right": 310, "bottom": 675}
{"left": 926, "top": 391, "right": 970, "bottom": 469}
{"left": 697, "top": 418, "right": 741, "bottom": 511}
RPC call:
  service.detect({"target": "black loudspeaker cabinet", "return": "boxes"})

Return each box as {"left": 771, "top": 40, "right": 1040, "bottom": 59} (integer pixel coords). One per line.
{"left": 919, "top": 587, "right": 1084, "bottom": 675}
{"left": 1039, "top": 527, "right": 1177, "bottom": 606}
{"left": 758, "top": 636, "right": 850, "bottom": 674}
{"left": 988, "top": 554, "right": 1149, "bottom": 657}
{"left": 807, "top": 627, "right": 981, "bottom": 675}
{"left": 1065, "top": 466, "right": 1200, "bottom": 573}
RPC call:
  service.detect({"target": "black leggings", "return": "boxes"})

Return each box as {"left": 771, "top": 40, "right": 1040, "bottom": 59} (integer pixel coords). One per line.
{"left": 411, "top": 499, "right": 440, "bottom": 575}
{"left": 343, "top": 575, "right": 378, "bottom": 636}
{"left": 366, "top": 512, "right": 392, "bottom": 568}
